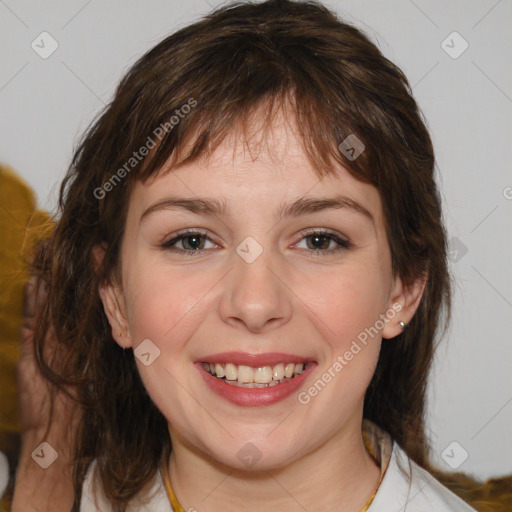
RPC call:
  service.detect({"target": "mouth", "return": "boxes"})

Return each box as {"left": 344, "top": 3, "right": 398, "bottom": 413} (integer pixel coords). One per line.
{"left": 196, "top": 352, "right": 316, "bottom": 406}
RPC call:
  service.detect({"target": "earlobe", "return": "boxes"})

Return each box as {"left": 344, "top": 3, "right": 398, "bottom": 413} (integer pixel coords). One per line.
{"left": 382, "top": 275, "right": 427, "bottom": 340}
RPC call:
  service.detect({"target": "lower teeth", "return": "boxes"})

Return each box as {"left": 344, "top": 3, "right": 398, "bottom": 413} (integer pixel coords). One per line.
{"left": 207, "top": 372, "right": 302, "bottom": 387}
{"left": 222, "top": 377, "right": 293, "bottom": 387}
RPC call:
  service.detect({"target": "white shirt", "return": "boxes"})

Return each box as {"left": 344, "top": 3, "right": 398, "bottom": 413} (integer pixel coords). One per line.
{"left": 363, "top": 420, "right": 477, "bottom": 511}
{"left": 81, "top": 421, "right": 478, "bottom": 511}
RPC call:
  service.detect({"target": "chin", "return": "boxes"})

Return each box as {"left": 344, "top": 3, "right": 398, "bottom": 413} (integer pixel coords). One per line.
{"left": 200, "top": 435, "right": 305, "bottom": 474}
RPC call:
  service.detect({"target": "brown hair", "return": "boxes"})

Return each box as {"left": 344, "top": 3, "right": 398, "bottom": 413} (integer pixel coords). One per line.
{"left": 33, "top": 0, "right": 454, "bottom": 510}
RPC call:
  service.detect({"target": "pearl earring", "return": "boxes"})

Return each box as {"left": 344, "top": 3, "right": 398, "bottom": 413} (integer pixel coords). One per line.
{"left": 398, "top": 321, "right": 406, "bottom": 330}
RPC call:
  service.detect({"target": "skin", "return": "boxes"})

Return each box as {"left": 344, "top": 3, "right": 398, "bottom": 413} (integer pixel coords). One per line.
{"left": 98, "top": 105, "right": 426, "bottom": 512}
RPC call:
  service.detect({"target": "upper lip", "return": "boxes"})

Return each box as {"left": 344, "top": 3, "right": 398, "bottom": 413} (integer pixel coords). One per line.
{"left": 195, "top": 351, "right": 315, "bottom": 367}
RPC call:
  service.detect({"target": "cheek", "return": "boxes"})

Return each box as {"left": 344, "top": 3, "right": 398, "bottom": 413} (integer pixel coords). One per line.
{"left": 123, "top": 262, "right": 209, "bottom": 345}
{"left": 123, "top": 265, "right": 209, "bottom": 429}
{"left": 300, "top": 260, "right": 388, "bottom": 349}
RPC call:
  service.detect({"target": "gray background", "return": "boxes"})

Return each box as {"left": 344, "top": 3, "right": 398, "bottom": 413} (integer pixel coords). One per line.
{"left": 1, "top": 0, "right": 511, "bottom": 480}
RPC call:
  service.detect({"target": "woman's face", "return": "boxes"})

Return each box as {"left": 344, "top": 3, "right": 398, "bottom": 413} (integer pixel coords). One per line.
{"left": 102, "top": 110, "right": 410, "bottom": 471}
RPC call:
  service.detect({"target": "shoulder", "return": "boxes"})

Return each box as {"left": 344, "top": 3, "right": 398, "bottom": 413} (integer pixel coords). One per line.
{"left": 368, "top": 441, "right": 478, "bottom": 512}
{"left": 80, "top": 459, "right": 172, "bottom": 512}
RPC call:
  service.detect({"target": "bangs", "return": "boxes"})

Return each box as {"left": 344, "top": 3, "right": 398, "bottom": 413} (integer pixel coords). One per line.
{"left": 135, "top": 87, "right": 370, "bottom": 190}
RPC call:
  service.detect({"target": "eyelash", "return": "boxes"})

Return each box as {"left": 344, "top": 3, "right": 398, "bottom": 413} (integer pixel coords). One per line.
{"left": 160, "top": 228, "right": 351, "bottom": 257}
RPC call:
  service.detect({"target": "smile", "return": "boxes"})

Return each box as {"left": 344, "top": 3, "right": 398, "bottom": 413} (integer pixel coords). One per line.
{"left": 196, "top": 352, "right": 316, "bottom": 406}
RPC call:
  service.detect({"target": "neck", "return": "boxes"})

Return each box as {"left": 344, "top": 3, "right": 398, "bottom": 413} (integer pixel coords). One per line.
{"left": 168, "top": 419, "right": 381, "bottom": 512}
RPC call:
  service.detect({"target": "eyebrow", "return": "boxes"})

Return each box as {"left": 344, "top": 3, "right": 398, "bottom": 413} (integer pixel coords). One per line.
{"left": 140, "top": 195, "right": 374, "bottom": 224}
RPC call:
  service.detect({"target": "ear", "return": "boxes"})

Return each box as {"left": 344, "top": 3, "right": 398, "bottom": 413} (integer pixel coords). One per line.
{"left": 382, "top": 274, "right": 426, "bottom": 340}
{"left": 92, "top": 244, "right": 132, "bottom": 349}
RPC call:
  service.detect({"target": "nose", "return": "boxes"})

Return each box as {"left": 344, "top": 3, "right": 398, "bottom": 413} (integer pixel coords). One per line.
{"left": 218, "top": 244, "right": 293, "bottom": 333}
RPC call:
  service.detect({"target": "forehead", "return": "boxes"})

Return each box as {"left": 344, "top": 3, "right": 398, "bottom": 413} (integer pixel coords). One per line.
{"left": 128, "top": 106, "right": 385, "bottom": 229}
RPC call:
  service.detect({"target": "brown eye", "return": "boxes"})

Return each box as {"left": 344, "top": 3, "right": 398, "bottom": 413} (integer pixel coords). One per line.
{"left": 161, "top": 230, "right": 216, "bottom": 255}
{"left": 305, "top": 234, "right": 331, "bottom": 251}
{"left": 295, "top": 230, "right": 351, "bottom": 256}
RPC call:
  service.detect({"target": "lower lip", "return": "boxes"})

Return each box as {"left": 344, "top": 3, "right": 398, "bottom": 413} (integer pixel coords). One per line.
{"left": 197, "top": 363, "right": 316, "bottom": 407}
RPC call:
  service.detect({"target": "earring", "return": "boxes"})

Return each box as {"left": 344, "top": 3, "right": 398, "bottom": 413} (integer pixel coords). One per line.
{"left": 398, "top": 321, "right": 406, "bottom": 330}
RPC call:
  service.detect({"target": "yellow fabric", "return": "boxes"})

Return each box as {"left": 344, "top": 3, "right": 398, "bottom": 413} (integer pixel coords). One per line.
{"left": 160, "top": 419, "right": 389, "bottom": 512}
{"left": 160, "top": 459, "right": 185, "bottom": 512}
{"left": 0, "top": 164, "right": 53, "bottom": 508}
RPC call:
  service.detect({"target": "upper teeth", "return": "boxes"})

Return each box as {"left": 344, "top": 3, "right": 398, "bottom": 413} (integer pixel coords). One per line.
{"left": 202, "top": 362, "right": 306, "bottom": 386}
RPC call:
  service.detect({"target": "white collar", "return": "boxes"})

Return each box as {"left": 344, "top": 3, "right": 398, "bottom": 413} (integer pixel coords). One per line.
{"left": 363, "top": 419, "right": 477, "bottom": 511}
